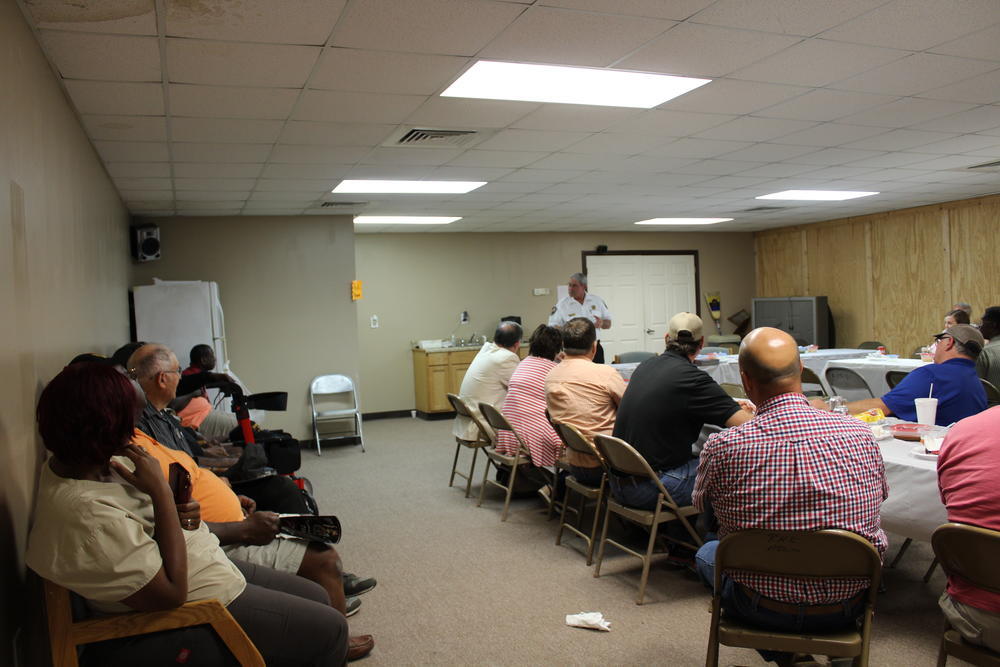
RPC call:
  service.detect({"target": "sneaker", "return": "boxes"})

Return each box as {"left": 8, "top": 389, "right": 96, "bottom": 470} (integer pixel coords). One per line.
{"left": 664, "top": 545, "right": 697, "bottom": 572}
{"left": 343, "top": 573, "right": 377, "bottom": 597}
{"left": 345, "top": 596, "right": 361, "bottom": 617}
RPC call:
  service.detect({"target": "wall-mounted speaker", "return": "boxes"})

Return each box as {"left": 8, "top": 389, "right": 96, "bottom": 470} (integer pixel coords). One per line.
{"left": 131, "top": 225, "right": 160, "bottom": 262}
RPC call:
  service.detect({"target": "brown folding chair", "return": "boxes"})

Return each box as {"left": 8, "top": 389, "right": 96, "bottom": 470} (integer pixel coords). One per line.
{"left": 932, "top": 522, "right": 1000, "bottom": 666}
{"left": 719, "top": 383, "right": 746, "bottom": 399}
{"left": 591, "top": 434, "right": 703, "bottom": 605}
{"left": 477, "top": 402, "right": 553, "bottom": 521}
{"left": 706, "top": 529, "right": 882, "bottom": 667}
{"left": 551, "top": 422, "right": 607, "bottom": 566}
{"left": 858, "top": 341, "right": 885, "bottom": 351}
{"left": 42, "top": 577, "right": 264, "bottom": 667}
{"left": 446, "top": 393, "right": 492, "bottom": 498}
{"left": 801, "top": 366, "right": 827, "bottom": 398}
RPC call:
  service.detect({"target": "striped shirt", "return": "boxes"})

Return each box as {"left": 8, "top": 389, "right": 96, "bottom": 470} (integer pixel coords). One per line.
{"left": 694, "top": 393, "right": 888, "bottom": 605}
{"left": 496, "top": 356, "right": 563, "bottom": 467}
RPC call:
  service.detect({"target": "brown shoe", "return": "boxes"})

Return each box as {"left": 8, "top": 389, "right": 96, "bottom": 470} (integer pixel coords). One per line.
{"left": 347, "top": 634, "right": 374, "bottom": 661}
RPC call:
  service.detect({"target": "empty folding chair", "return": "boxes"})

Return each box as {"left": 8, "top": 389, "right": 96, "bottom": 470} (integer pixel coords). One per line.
{"left": 825, "top": 366, "right": 875, "bottom": 402}
{"left": 309, "top": 374, "right": 364, "bottom": 455}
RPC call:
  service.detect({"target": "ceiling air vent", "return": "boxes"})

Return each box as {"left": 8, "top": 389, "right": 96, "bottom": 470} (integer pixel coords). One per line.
{"left": 382, "top": 127, "right": 494, "bottom": 149}
{"left": 741, "top": 206, "right": 791, "bottom": 212}
{"left": 967, "top": 159, "right": 1000, "bottom": 171}
{"left": 320, "top": 201, "right": 367, "bottom": 208}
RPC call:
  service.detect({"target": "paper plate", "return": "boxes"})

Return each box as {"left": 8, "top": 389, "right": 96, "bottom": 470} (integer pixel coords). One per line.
{"left": 911, "top": 445, "right": 938, "bottom": 461}
{"left": 890, "top": 423, "right": 935, "bottom": 442}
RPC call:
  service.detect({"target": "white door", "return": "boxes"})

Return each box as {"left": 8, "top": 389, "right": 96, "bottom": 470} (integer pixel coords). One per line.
{"left": 587, "top": 254, "right": 697, "bottom": 361}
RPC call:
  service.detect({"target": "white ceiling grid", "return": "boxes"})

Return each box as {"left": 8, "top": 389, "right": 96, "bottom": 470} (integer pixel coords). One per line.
{"left": 16, "top": 0, "right": 1000, "bottom": 232}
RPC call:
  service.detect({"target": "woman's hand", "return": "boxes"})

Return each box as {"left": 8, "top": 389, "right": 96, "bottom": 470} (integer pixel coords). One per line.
{"left": 177, "top": 500, "right": 201, "bottom": 530}
{"left": 111, "top": 444, "right": 169, "bottom": 498}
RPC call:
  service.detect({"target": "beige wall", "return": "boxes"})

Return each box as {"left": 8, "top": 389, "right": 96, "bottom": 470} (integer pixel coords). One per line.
{"left": 0, "top": 2, "right": 131, "bottom": 662}
{"left": 131, "top": 216, "right": 359, "bottom": 438}
{"left": 355, "top": 231, "right": 756, "bottom": 413}
{"left": 755, "top": 194, "right": 1000, "bottom": 358}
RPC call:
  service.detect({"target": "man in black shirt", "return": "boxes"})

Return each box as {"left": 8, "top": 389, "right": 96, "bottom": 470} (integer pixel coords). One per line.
{"left": 611, "top": 312, "right": 752, "bottom": 510}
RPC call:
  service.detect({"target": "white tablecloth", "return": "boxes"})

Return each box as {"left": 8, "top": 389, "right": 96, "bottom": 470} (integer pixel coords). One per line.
{"left": 824, "top": 357, "right": 929, "bottom": 400}
{"left": 879, "top": 437, "right": 947, "bottom": 542}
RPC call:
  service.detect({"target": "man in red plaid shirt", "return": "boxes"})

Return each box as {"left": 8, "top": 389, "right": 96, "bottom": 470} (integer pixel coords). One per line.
{"left": 693, "top": 327, "right": 887, "bottom": 663}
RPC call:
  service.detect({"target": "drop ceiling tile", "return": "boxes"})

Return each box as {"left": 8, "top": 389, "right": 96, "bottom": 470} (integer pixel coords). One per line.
{"left": 694, "top": 116, "right": 817, "bottom": 142}
{"left": 788, "top": 147, "right": 888, "bottom": 166}
{"left": 176, "top": 209, "right": 243, "bottom": 216}
{"left": 311, "top": 48, "right": 468, "bottom": 95}
{"left": 697, "top": 175, "right": 772, "bottom": 189}
{"left": 345, "top": 165, "right": 435, "bottom": 179}
{"left": 173, "top": 163, "right": 264, "bottom": 178}
{"left": 65, "top": 81, "right": 164, "bottom": 115}
{"left": 405, "top": 97, "right": 538, "bottom": 129}
{"left": 173, "top": 178, "right": 258, "bottom": 191}
{"left": 120, "top": 190, "right": 174, "bottom": 202}
{"left": 500, "top": 168, "right": 589, "bottom": 182}
{"left": 243, "top": 200, "right": 311, "bottom": 210}
{"left": 94, "top": 141, "right": 169, "bottom": 162}
{"left": 606, "top": 109, "right": 735, "bottom": 137}
{"left": 81, "top": 115, "right": 167, "bottom": 142}
{"left": 644, "top": 137, "right": 752, "bottom": 158}
{"left": 511, "top": 105, "right": 642, "bottom": 132}
{"left": 619, "top": 23, "right": 799, "bottom": 78}
{"left": 165, "top": 0, "right": 346, "bottom": 44}
{"left": 168, "top": 84, "right": 298, "bottom": 119}
{"left": 664, "top": 79, "right": 809, "bottom": 115}
{"left": 835, "top": 97, "right": 978, "bottom": 128}
{"left": 294, "top": 90, "right": 426, "bottom": 124}
{"left": 480, "top": 6, "right": 674, "bottom": 67}
{"left": 269, "top": 144, "right": 371, "bottom": 164}
{"left": 428, "top": 166, "right": 515, "bottom": 180}
{"left": 838, "top": 54, "right": 1000, "bottom": 97}
{"left": 114, "top": 177, "right": 172, "bottom": 190}
{"left": 773, "top": 123, "right": 888, "bottom": 147}
{"left": 794, "top": 166, "right": 879, "bottom": 180}
{"left": 682, "top": 159, "right": 764, "bottom": 175}
{"left": 476, "top": 181, "right": 547, "bottom": 194}
{"left": 842, "top": 128, "right": 957, "bottom": 151}
{"left": 248, "top": 191, "right": 322, "bottom": 202}
{"left": 166, "top": 39, "right": 320, "bottom": 87}
{"left": 171, "top": 142, "right": 273, "bottom": 163}
{"left": 718, "top": 143, "right": 817, "bottom": 162}
{"left": 901, "top": 155, "right": 990, "bottom": 171}
{"left": 757, "top": 89, "right": 898, "bottom": 122}
{"left": 733, "top": 39, "right": 905, "bottom": 87}
{"left": 261, "top": 164, "right": 352, "bottom": 179}
{"left": 176, "top": 189, "right": 251, "bottom": 201}
{"left": 564, "top": 133, "right": 663, "bottom": 155}
{"left": 528, "top": 153, "right": 627, "bottom": 170}
{"left": 278, "top": 121, "right": 394, "bottom": 147}
{"left": 359, "top": 147, "right": 464, "bottom": 166}
{"left": 26, "top": 0, "right": 157, "bottom": 35}
{"left": 737, "top": 163, "right": 822, "bottom": 178}
{"left": 539, "top": 0, "right": 712, "bottom": 20}
{"left": 128, "top": 202, "right": 175, "bottom": 211}
{"left": 842, "top": 152, "right": 934, "bottom": 168}
{"left": 690, "top": 0, "right": 877, "bottom": 36}
{"left": 448, "top": 150, "right": 548, "bottom": 168}
{"left": 911, "top": 106, "right": 1000, "bottom": 134}
{"left": 106, "top": 162, "right": 172, "bottom": 178}
{"left": 476, "top": 129, "right": 594, "bottom": 152}
{"left": 175, "top": 200, "right": 248, "bottom": 209}
{"left": 930, "top": 24, "right": 1000, "bottom": 62}
{"left": 254, "top": 179, "right": 335, "bottom": 192}
{"left": 242, "top": 209, "right": 308, "bottom": 215}
{"left": 330, "top": 0, "right": 524, "bottom": 56}
{"left": 819, "top": 0, "right": 1000, "bottom": 51}
{"left": 919, "top": 70, "right": 1000, "bottom": 106}
{"left": 39, "top": 31, "right": 160, "bottom": 82}
{"left": 170, "top": 118, "right": 282, "bottom": 144}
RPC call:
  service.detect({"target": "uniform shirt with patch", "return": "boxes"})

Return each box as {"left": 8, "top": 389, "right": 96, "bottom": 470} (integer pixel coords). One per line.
{"left": 548, "top": 293, "right": 612, "bottom": 339}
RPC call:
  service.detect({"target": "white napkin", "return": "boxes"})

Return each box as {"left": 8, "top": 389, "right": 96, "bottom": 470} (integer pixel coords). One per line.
{"left": 565, "top": 611, "right": 611, "bottom": 631}
{"left": 922, "top": 435, "right": 944, "bottom": 454}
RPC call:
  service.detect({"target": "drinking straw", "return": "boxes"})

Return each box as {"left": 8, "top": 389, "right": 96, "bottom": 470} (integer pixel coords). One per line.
{"left": 928, "top": 383, "right": 934, "bottom": 398}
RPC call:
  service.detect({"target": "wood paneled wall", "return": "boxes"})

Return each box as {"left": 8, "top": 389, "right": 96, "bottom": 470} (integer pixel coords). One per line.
{"left": 755, "top": 194, "right": 1000, "bottom": 358}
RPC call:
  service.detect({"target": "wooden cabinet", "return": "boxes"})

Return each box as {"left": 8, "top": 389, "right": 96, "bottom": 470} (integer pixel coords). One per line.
{"left": 412, "top": 346, "right": 525, "bottom": 416}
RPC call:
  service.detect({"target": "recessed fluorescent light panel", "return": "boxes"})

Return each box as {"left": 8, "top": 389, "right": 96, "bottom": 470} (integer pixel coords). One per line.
{"left": 441, "top": 60, "right": 711, "bottom": 109}
{"left": 634, "top": 218, "right": 734, "bottom": 226}
{"left": 756, "top": 190, "right": 879, "bottom": 201}
{"left": 353, "top": 216, "right": 460, "bottom": 225}
{"left": 333, "top": 180, "right": 486, "bottom": 194}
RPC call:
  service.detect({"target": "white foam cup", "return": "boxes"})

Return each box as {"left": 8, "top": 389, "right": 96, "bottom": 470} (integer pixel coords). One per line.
{"left": 914, "top": 397, "right": 938, "bottom": 425}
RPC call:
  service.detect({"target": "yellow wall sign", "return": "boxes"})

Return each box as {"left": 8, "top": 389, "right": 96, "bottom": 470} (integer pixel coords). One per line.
{"left": 351, "top": 280, "right": 363, "bottom": 301}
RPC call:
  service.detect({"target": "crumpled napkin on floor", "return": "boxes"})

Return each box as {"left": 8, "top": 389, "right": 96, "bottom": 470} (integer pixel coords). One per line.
{"left": 565, "top": 611, "right": 611, "bottom": 631}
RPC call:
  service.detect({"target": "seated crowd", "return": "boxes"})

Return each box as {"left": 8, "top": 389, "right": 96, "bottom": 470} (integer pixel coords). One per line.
{"left": 454, "top": 303, "right": 1000, "bottom": 665}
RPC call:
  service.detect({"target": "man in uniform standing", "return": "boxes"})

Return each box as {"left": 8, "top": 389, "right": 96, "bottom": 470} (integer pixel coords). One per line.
{"left": 549, "top": 272, "right": 612, "bottom": 363}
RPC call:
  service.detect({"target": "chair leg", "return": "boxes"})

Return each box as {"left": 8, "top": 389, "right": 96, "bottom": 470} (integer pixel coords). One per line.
{"left": 312, "top": 418, "right": 321, "bottom": 456}
{"left": 501, "top": 462, "right": 519, "bottom": 522}
{"left": 889, "top": 537, "right": 912, "bottom": 568}
{"left": 585, "top": 492, "right": 604, "bottom": 567}
{"left": 705, "top": 599, "right": 721, "bottom": 667}
{"left": 937, "top": 619, "right": 950, "bottom": 667}
{"left": 923, "top": 557, "right": 939, "bottom": 583}
{"left": 449, "top": 441, "right": 462, "bottom": 488}
{"left": 593, "top": 504, "right": 613, "bottom": 579}
{"left": 555, "top": 484, "right": 572, "bottom": 546}
{"left": 637, "top": 519, "right": 659, "bottom": 605}
{"left": 355, "top": 414, "right": 365, "bottom": 453}
{"left": 546, "top": 469, "right": 557, "bottom": 521}
{"left": 476, "top": 456, "right": 492, "bottom": 508}
{"left": 464, "top": 447, "right": 479, "bottom": 498}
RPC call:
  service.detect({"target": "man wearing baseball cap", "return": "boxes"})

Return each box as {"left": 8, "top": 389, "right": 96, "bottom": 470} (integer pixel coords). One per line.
{"left": 833, "top": 324, "right": 987, "bottom": 425}
{"left": 611, "top": 312, "right": 754, "bottom": 513}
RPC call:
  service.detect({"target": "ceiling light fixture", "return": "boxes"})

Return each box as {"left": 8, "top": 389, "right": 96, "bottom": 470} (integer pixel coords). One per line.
{"left": 333, "top": 180, "right": 486, "bottom": 194}
{"left": 353, "top": 216, "right": 460, "bottom": 225}
{"left": 634, "top": 218, "right": 734, "bottom": 225}
{"left": 755, "top": 190, "right": 879, "bottom": 201}
{"left": 441, "top": 60, "right": 711, "bottom": 109}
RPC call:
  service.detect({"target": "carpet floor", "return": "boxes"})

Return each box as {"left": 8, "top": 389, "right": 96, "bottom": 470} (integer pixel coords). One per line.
{"left": 305, "top": 417, "right": 947, "bottom": 666}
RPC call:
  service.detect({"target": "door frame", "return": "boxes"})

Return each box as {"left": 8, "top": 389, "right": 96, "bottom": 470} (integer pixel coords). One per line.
{"left": 581, "top": 250, "right": 701, "bottom": 317}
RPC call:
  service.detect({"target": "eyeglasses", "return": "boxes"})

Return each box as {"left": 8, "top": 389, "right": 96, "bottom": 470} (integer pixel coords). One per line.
{"left": 933, "top": 333, "right": 952, "bottom": 342}
{"left": 161, "top": 368, "right": 182, "bottom": 376}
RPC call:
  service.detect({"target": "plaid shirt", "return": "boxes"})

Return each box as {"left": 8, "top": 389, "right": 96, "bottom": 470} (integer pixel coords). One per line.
{"left": 693, "top": 393, "right": 888, "bottom": 605}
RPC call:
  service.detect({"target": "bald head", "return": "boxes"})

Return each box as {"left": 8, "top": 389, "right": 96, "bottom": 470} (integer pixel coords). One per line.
{"left": 739, "top": 327, "right": 803, "bottom": 402}
{"left": 127, "top": 343, "right": 180, "bottom": 408}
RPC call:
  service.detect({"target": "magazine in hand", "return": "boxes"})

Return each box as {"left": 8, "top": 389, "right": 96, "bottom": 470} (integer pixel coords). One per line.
{"left": 278, "top": 514, "right": 342, "bottom": 545}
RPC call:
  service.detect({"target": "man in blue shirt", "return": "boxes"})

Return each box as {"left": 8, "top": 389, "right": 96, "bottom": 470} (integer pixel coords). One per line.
{"left": 835, "top": 324, "right": 987, "bottom": 425}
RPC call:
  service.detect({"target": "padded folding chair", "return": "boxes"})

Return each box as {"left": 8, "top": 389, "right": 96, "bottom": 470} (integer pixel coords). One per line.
{"left": 552, "top": 422, "right": 607, "bottom": 566}
{"left": 801, "top": 367, "right": 827, "bottom": 398}
{"left": 591, "top": 434, "right": 703, "bottom": 605}
{"left": 477, "top": 402, "right": 553, "bottom": 522}
{"left": 446, "top": 393, "right": 492, "bottom": 498}
{"left": 309, "top": 374, "right": 364, "bottom": 455}
{"left": 982, "top": 379, "right": 1000, "bottom": 408}
{"left": 886, "top": 370, "right": 910, "bottom": 389}
{"left": 858, "top": 341, "right": 885, "bottom": 351}
{"left": 705, "top": 529, "right": 882, "bottom": 667}
{"left": 719, "top": 383, "right": 746, "bottom": 399}
{"left": 42, "top": 577, "right": 264, "bottom": 667}
{"left": 826, "top": 366, "right": 875, "bottom": 401}
{"left": 933, "top": 522, "right": 1000, "bottom": 666}
{"left": 616, "top": 351, "right": 656, "bottom": 364}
